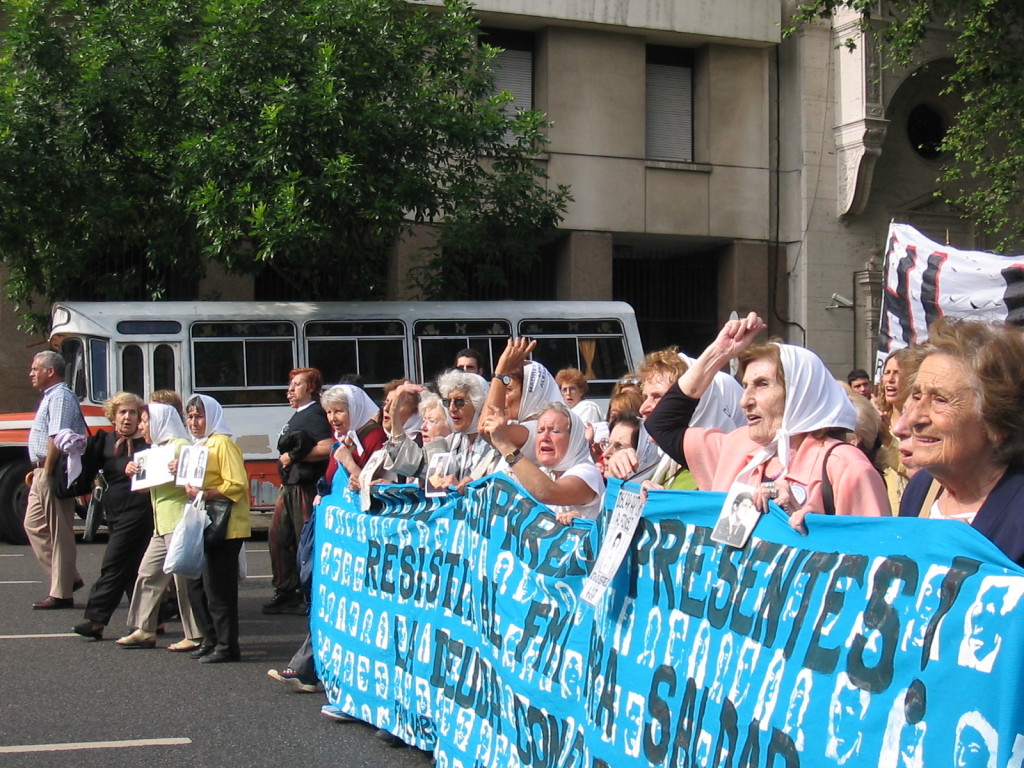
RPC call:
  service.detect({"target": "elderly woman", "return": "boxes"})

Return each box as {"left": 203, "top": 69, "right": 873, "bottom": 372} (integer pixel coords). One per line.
{"left": 319, "top": 384, "right": 387, "bottom": 491}
{"left": 387, "top": 371, "right": 500, "bottom": 487}
{"left": 183, "top": 394, "right": 251, "bottom": 663}
{"left": 897, "top": 319, "right": 1024, "bottom": 565}
{"left": 71, "top": 393, "right": 153, "bottom": 641}
{"left": 484, "top": 402, "right": 604, "bottom": 525}
{"left": 556, "top": 367, "right": 604, "bottom": 425}
{"left": 646, "top": 313, "right": 890, "bottom": 531}
{"left": 418, "top": 392, "right": 452, "bottom": 444}
{"left": 116, "top": 402, "right": 202, "bottom": 650}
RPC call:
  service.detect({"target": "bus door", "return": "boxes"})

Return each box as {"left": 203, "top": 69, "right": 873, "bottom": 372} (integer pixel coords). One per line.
{"left": 116, "top": 342, "right": 181, "bottom": 399}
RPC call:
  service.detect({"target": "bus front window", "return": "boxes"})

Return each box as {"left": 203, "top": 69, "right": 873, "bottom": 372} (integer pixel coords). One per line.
{"left": 59, "top": 338, "right": 86, "bottom": 400}
{"left": 89, "top": 338, "right": 109, "bottom": 402}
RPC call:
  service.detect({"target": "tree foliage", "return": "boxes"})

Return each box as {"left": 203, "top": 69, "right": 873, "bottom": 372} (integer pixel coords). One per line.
{"left": 789, "top": 0, "right": 1024, "bottom": 248}
{"left": 0, "top": 0, "right": 570, "bottom": 329}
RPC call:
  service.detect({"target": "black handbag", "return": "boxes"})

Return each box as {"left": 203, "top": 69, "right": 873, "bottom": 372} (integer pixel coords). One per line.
{"left": 53, "top": 453, "right": 96, "bottom": 499}
{"left": 203, "top": 498, "right": 233, "bottom": 547}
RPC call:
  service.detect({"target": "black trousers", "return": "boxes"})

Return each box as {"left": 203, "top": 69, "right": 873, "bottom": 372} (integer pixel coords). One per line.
{"left": 187, "top": 538, "right": 244, "bottom": 653}
{"left": 84, "top": 511, "right": 153, "bottom": 626}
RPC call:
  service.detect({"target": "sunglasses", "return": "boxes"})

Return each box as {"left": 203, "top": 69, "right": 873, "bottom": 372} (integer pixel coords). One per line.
{"left": 441, "top": 397, "right": 468, "bottom": 409}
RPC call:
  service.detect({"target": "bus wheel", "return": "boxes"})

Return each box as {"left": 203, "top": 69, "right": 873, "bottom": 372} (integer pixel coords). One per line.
{"left": 0, "top": 461, "right": 31, "bottom": 545}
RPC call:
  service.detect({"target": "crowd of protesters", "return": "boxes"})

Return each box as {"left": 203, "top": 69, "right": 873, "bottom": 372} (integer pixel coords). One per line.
{"left": 21, "top": 311, "right": 1024, "bottom": 749}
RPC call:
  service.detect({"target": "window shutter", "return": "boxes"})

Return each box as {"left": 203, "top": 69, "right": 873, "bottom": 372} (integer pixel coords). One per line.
{"left": 646, "top": 63, "right": 693, "bottom": 162}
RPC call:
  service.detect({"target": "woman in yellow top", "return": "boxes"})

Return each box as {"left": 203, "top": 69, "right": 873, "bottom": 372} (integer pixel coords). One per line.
{"left": 117, "top": 402, "right": 203, "bottom": 650}
{"left": 182, "top": 394, "right": 251, "bottom": 664}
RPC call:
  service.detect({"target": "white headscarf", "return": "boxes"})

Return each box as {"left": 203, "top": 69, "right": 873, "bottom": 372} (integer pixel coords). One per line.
{"left": 185, "top": 394, "right": 232, "bottom": 444}
{"left": 147, "top": 402, "right": 190, "bottom": 445}
{"left": 539, "top": 404, "right": 594, "bottom": 475}
{"left": 335, "top": 385, "right": 379, "bottom": 433}
{"left": 741, "top": 344, "right": 857, "bottom": 475}
{"left": 518, "top": 362, "right": 564, "bottom": 422}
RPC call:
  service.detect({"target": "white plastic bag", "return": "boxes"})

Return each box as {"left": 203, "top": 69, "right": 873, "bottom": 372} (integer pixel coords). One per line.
{"left": 164, "top": 499, "right": 208, "bottom": 579}
{"left": 237, "top": 546, "right": 248, "bottom": 582}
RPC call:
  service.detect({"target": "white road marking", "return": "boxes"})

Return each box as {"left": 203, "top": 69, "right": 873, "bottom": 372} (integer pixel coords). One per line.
{"left": 0, "top": 633, "right": 78, "bottom": 640}
{"left": 0, "top": 580, "right": 41, "bottom": 584}
{"left": 0, "top": 737, "right": 191, "bottom": 754}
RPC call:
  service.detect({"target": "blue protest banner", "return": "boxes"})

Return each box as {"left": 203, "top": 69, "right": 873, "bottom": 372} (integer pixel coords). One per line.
{"left": 312, "top": 471, "right": 1024, "bottom": 767}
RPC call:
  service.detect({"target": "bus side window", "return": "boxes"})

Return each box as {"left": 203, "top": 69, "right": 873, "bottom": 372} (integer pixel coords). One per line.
{"left": 192, "top": 322, "right": 295, "bottom": 405}
{"left": 306, "top": 320, "right": 406, "bottom": 402}
{"left": 521, "top": 319, "right": 629, "bottom": 398}
{"left": 412, "top": 319, "right": 510, "bottom": 383}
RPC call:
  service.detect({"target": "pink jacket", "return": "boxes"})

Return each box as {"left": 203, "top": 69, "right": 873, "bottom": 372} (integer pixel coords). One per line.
{"left": 683, "top": 428, "right": 891, "bottom": 517}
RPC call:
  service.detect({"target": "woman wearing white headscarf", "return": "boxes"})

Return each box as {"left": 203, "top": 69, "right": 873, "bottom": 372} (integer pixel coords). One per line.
{"left": 646, "top": 313, "right": 889, "bottom": 532}
{"left": 320, "top": 384, "right": 386, "bottom": 492}
{"left": 486, "top": 401, "right": 604, "bottom": 525}
{"left": 183, "top": 394, "right": 251, "bottom": 663}
{"left": 484, "top": 337, "right": 567, "bottom": 461}
{"left": 116, "top": 402, "right": 203, "bottom": 651}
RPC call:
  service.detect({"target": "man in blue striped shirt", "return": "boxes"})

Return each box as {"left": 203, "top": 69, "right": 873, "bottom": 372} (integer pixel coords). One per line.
{"left": 25, "top": 351, "right": 87, "bottom": 609}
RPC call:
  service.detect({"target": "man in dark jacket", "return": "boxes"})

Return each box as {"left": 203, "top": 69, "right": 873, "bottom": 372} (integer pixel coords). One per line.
{"left": 263, "top": 368, "right": 332, "bottom": 615}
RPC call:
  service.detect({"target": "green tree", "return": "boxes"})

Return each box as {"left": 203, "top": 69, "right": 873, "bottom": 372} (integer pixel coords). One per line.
{"left": 789, "top": 1, "right": 1024, "bottom": 248}
{"left": 0, "top": 0, "right": 570, "bottom": 329}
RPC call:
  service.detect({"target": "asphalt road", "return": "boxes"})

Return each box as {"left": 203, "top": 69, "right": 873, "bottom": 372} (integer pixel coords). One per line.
{"left": 0, "top": 535, "right": 434, "bottom": 768}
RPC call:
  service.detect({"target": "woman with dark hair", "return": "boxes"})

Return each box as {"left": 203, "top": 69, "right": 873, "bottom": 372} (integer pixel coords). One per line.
{"left": 897, "top": 318, "right": 1024, "bottom": 565}
{"left": 72, "top": 393, "right": 152, "bottom": 640}
{"left": 183, "top": 394, "right": 251, "bottom": 663}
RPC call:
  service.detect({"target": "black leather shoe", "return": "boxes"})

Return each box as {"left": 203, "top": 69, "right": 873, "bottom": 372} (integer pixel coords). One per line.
{"left": 200, "top": 649, "right": 240, "bottom": 664}
{"left": 72, "top": 621, "right": 103, "bottom": 640}
{"left": 189, "top": 644, "right": 216, "bottom": 659}
{"left": 33, "top": 596, "right": 74, "bottom": 610}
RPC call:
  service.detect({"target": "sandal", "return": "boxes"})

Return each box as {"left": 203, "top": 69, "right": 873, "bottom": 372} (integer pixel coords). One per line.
{"left": 167, "top": 638, "right": 201, "bottom": 653}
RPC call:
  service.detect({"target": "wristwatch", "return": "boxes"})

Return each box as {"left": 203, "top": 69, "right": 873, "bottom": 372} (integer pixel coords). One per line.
{"left": 494, "top": 374, "right": 512, "bottom": 386}
{"left": 504, "top": 449, "right": 523, "bottom": 467}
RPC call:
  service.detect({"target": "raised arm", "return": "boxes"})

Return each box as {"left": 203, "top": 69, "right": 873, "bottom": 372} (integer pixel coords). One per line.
{"left": 678, "top": 312, "right": 766, "bottom": 398}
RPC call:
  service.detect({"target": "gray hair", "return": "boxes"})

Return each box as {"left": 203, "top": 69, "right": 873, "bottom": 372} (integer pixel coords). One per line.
{"left": 539, "top": 401, "right": 573, "bottom": 432}
{"left": 436, "top": 369, "right": 487, "bottom": 414}
{"left": 418, "top": 392, "right": 443, "bottom": 417}
{"left": 34, "top": 351, "right": 66, "bottom": 379}
{"left": 320, "top": 385, "right": 349, "bottom": 410}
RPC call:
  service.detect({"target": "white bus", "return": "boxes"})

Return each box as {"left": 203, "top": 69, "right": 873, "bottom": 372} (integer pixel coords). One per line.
{"left": 0, "top": 300, "right": 644, "bottom": 541}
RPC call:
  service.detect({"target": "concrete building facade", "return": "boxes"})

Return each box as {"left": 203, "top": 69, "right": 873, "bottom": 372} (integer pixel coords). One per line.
{"left": 1, "top": 1, "right": 969, "bottom": 409}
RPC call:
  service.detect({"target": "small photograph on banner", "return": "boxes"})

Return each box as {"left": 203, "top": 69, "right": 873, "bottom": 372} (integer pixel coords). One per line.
{"left": 711, "top": 481, "right": 760, "bottom": 548}
{"left": 580, "top": 488, "right": 646, "bottom": 607}
{"left": 175, "top": 445, "right": 209, "bottom": 487}
{"left": 425, "top": 452, "right": 453, "bottom": 497}
{"left": 131, "top": 444, "right": 176, "bottom": 490}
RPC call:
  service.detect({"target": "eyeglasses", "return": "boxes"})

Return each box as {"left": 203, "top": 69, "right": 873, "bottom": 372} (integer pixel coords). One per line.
{"left": 600, "top": 439, "right": 631, "bottom": 454}
{"left": 560, "top": 386, "right": 580, "bottom": 394}
{"left": 618, "top": 377, "right": 640, "bottom": 386}
{"left": 441, "top": 397, "right": 468, "bottom": 409}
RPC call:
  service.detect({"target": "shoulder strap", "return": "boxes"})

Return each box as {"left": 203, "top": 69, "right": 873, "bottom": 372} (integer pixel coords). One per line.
{"left": 821, "top": 441, "right": 843, "bottom": 516}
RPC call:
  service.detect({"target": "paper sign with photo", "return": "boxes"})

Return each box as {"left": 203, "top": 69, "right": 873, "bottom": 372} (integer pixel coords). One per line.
{"left": 176, "top": 445, "right": 209, "bottom": 487}
{"left": 710, "top": 481, "right": 760, "bottom": 549}
{"left": 580, "top": 488, "right": 646, "bottom": 607}
{"left": 131, "top": 444, "right": 176, "bottom": 490}
{"left": 425, "top": 452, "right": 453, "bottom": 497}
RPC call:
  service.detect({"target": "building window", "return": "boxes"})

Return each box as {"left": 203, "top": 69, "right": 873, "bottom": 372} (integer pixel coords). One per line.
{"left": 482, "top": 29, "right": 535, "bottom": 144}
{"left": 646, "top": 46, "right": 694, "bottom": 163}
